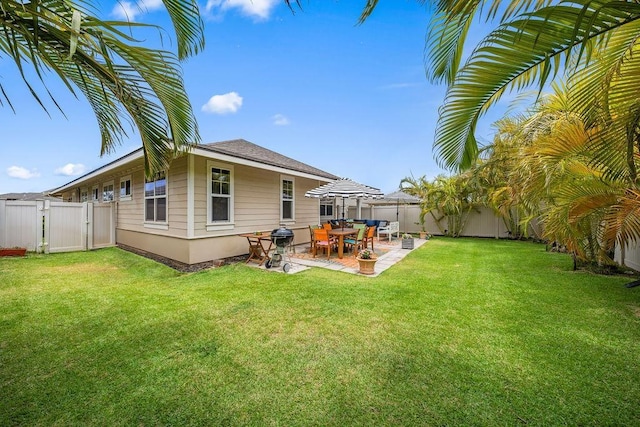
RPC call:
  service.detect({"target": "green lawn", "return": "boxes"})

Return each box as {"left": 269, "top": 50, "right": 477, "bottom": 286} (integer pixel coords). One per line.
{"left": 1, "top": 238, "right": 639, "bottom": 426}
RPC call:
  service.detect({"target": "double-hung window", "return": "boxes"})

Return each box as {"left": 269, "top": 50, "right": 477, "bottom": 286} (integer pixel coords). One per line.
{"left": 207, "top": 162, "right": 233, "bottom": 228}
{"left": 320, "top": 199, "right": 333, "bottom": 216}
{"left": 102, "top": 181, "right": 114, "bottom": 202}
{"left": 120, "top": 176, "right": 132, "bottom": 201}
{"left": 91, "top": 186, "right": 99, "bottom": 202}
{"left": 281, "top": 176, "right": 294, "bottom": 222}
{"left": 145, "top": 172, "right": 167, "bottom": 223}
{"left": 80, "top": 188, "right": 88, "bottom": 202}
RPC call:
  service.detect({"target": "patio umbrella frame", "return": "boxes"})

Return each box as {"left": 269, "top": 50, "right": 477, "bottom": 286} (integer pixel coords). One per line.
{"left": 305, "top": 178, "right": 384, "bottom": 226}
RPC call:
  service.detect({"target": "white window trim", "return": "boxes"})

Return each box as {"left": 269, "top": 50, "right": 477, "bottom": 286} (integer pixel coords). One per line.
{"left": 143, "top": 222, "right": 169, "bottom": 230}
{"left": 119, "top": 175, "right": 132, "bottom": 201}
{"left": 206, "top": 161, "right": 235, "bottom": 232}
{"left": 102, "top": 180, "right": 114, "bottom": 203}
{"left": 80, "top": 187, "right": 88, "bottom": 203}
{"left": 143, "top": 171, "right": 168, "bottom": 226}
{"left": 91, "top": 186, "right": 99, "bottom": 202}
{"left": 281, "top": 175, "right": 295, "bottom": 223}
{"left": 320, "top": 199, "right": 334, "bottom": 217}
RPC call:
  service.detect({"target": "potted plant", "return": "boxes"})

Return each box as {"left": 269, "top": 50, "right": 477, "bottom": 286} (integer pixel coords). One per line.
{"left": 401, "top": 233, "right": 414, "bottom": 249}
{"left": 0, "top": 246, "right": 27, "bottom": 257}
{"left": 356, "top": 248, "right": 377, "bottom": 275}
{"left": 415, "top": 212, "right": 432, "bottom": 239}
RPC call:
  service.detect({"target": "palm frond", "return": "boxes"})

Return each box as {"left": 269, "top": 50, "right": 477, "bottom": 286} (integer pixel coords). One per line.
{"left": 434, "top": 1, "right": 640, "bottom": 171}
{"left": 0, "top": 0, "right": 202, "bottom": 175}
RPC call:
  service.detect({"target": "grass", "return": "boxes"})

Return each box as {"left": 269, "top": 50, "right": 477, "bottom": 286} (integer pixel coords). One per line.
{"left": 1, "top": 238, "right": 639, "bottom": 426}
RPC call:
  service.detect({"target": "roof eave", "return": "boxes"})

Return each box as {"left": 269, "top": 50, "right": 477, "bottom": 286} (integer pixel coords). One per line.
{"left": 193, "top": 146, "right": 337, "bottom": 182}
{"left": 49, "top": 148, "right": 144, "bottom": 195}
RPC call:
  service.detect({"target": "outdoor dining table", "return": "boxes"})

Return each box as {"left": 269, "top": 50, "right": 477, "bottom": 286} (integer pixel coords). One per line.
{"left": 328, "top": 228, "right": 358, "bottom": 259}
{"left": 239, "top": 232, "right": 273, "bottom": 266}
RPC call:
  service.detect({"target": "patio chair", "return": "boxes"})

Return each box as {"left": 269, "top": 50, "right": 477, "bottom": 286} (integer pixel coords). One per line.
{"left": 344, "top": 223, "right": 366, "bottom": 255}
{"left": 309, "top": 225, "right": 320, "bottom": 253}
{"left": 362, "top": 225, "right": 376, "bottom": 251}
{"left": 322, "top": 222, "right": 333, "bottom": 231}
{"left": 313, "top": 228, "right": 333, "bottom": 259}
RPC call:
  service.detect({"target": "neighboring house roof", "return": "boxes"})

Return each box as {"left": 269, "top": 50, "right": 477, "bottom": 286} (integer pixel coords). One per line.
{"left": 200, "top": 139, "right": 338, "bottom": 180}
{"left": 49, "top": 138, "right": 338, "bottom": 195}
{"left": 0, "top": 192, "right": 61, "bottom": 201}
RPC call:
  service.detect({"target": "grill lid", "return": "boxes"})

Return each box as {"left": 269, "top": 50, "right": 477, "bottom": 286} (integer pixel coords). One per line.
{"left": 271, "top": 226, "right": 294, "bottom": 247}
{"left": 271, "top": 226, "right": 294, "bottom": 238}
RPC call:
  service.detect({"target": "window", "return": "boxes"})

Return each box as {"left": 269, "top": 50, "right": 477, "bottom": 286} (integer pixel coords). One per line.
{"left": 207, "top": 162, "right": 234, "bottom": 228}
{"left": 80, "top": 188, "right": 88, "bottom": 202}
{"left": 102, "top": 181, "right": 114, "bottom": 202}
{"left": 281, "top": 176, "right": 294, "bottom": 221}
{"left": 91, "top": 186, "right": 99, "bottom": 202}
{"left": 145, "top": 172, "right": 167, "bottom": 222}
{"left": 320, "top": 200, "right": 333, "bottom": 216}
{"left": 120, "top": 176, "right": 132, "bottom": 201}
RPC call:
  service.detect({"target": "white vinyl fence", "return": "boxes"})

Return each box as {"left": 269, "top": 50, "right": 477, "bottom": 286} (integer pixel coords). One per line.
{"left": 348, "top": 204, "right": 511, "bottom": 237}
{"left": 347, "top": 204, "right": 544, "bottom": 239}
{"left": 0, "top": 200, "right": 115, "bottom": 253}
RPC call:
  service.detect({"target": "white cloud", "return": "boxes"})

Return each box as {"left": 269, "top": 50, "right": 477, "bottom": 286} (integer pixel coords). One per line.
{"left": 272, "top": 114, "right": 290, "bottom": 126}
{"left": 201, "top": 92, "right": 243, "bottom": 114}
{"left": 205, "top": 0, "right": 280, "bottom": 20}
{"left": 54, "top": 163, "right": 87, "bottom": 176}
{"left": 112, "top": 1, "right": 138, "bottom": 20}
{"left": 140, "top": 0, "right": 164, "bottom": 10}
{"left": 112, "top": 0, "right": 165, "bottom": 20}
{"left": 7, "top": 166, "right": 40, "bottom": 180}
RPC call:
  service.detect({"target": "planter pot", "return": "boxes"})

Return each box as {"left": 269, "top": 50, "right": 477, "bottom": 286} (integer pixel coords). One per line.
{"left": 356, "top": 257, "right": 377, "bottom": 275}
{"left": 419, "top": 232, "right": 428, "bottom": 239}
{"left": 402, "top": 238, "right": 414, "bottom": 249}
{"left": 0, "top": 248, "right": 27, "bottom": 257}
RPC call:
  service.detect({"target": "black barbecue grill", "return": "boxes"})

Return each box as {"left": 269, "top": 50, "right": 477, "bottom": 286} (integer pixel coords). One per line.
{"left": 266, "top": 226, "right": 294, "bottom": 272}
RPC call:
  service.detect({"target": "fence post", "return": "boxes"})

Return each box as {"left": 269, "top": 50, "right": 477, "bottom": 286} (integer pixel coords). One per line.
{"left": 81, "top": 202, "right": 88, "bottom": 251}
{"left": 0, "top": 200, "right": 7, "bottom": 248}
{"left": 110, "top": 202, "right": 116, "bottom": 246}
{"left": 87, "top": 202, "right": 94, "bottom": 250}
{"left": 38, "top": 200, "right": 50, "bottom": 254}
{"left": 0, "top": 199, "right": 5, "bottom": 248}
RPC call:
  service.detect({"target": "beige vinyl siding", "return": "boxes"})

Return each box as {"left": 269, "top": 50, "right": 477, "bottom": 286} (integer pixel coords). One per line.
{"left": 166, "top": 156, "right": 187, "bottom": 237}
{"left": 295, "top": 177, "right": 322, "bottom": 225}
{"left": 193, "top": 160, "right": 324, "bottom": 239}
{"left": 58, "top": 157, "right": 190, "bottom": 238}
{"left": 233, "top": 165, "right": 279, "bottom": 232}
{"left": 116, "top": 168, "right": 145, "bottom": 232}
{"left": 192, "top": 155, "right": 209, "bottom": 231}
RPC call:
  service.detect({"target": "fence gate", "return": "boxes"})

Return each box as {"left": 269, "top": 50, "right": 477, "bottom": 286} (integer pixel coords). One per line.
{"left": 0, "top": 200, "right": 115, "bottom": 253}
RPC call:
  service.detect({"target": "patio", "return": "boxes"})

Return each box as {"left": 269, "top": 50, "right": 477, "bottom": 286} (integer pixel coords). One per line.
{"left": 248, "top": 236, "right": 429, "bottom": 276}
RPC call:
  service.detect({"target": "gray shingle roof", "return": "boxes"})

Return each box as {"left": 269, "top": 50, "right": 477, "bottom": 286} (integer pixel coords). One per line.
{"left": 200, "top": 139, "right": 338, "bottom": 180}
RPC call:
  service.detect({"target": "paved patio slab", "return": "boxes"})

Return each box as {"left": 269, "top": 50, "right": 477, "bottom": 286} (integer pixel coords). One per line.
{"left": 246, "top": 237, "right": 428, "bottom": 277}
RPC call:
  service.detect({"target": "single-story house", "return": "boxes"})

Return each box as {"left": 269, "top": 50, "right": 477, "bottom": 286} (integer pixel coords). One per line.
{"left": 50, "top": 139, "right": 339, "bottom": 265}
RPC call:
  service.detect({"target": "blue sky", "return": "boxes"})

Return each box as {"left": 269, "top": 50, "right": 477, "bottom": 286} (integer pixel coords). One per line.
{"left": 0, "top": 0, "right": 506, "bottom": 195}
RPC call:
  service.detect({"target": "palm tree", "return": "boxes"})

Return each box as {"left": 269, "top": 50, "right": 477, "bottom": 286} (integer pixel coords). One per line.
{"left": 1, "top": 0, "right": 205, "bottom": 175}
{"left": 482, "top": 83, "right": 630, "bottom": 267}
{"left": 472, "top": 117, "right": 535, "bottom": 239}
{"left": 399, "top": 174, "right": 434, "bottom": 233}
{"left": 401, "top": 173, "right": 481, "bottom": 237}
